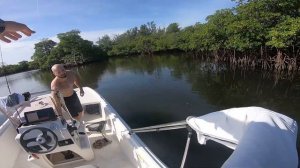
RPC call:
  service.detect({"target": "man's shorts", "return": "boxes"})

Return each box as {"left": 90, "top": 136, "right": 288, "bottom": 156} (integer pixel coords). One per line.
{"left": 63, "top": 91, "right": 83, "bottom": 117}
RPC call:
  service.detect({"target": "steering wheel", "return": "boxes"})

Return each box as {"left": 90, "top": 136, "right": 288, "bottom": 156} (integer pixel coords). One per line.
{"left": 20, "top": 127, "right": 58, "bottom": 154}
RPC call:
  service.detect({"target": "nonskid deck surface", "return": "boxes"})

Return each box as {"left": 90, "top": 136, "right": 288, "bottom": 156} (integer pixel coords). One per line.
{"left": 56, "top": 133, "right": 134, "bottom": 168}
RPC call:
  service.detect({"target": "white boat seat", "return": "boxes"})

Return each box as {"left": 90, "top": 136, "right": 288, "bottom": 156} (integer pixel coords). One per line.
{"left": 187, "top": 107, "right": 298, "bottom": 168}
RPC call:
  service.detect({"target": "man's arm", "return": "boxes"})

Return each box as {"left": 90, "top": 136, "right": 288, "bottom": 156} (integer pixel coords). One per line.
{"left": 74, "top": 71, "right": 84, "bottom": 97}
{"left": 51, "top": 82, "right": 63, "bottom": 116}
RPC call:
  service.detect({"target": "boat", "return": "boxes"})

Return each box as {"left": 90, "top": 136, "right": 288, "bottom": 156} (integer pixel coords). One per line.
{"left": 186, "top": 107, "right": 298, "bottom": 168}
{"left": 131, "top": 107, "right": 299, "bottom": 168}
{"left": 0, "top": 87, "right": 167, "bottom": 168}
{"left": 0, "top": 87, "right": 298, "bottom": 167}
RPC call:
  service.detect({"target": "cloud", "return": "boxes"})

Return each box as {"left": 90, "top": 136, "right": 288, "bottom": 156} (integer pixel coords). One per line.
{"left": 0, "top": 39, "right": 37, "bottom": 65}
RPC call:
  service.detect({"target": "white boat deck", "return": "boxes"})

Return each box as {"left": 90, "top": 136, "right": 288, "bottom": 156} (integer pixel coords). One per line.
{"left": 0, "top": 87, "right": 166, "bottom": 168}
{"left": 13, "top": 121, "right": 135, "bottom": 168}
{"left": 56, "top": 133, "right": 134, "bottom": 168}
{"left": 11, "top": 92, "right": 135, "bottom": 168}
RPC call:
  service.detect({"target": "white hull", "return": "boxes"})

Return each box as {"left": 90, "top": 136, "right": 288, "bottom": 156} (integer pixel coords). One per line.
{"left": 0, "top": 87, "right": 166, "bottom": 168}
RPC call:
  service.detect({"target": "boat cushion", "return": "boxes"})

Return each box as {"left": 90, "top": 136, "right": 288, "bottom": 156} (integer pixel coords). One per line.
{"left": 187, "top": 107, "right": 298, "bottom": 168}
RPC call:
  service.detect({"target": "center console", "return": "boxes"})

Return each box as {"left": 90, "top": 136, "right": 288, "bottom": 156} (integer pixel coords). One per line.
{"left": 15, "top": 107, "right": 94, "bottom": 167}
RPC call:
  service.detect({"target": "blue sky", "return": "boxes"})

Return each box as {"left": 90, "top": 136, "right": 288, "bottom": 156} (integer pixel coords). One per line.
{"left": 0, "top": 0, "right": 235, "bottom": 64}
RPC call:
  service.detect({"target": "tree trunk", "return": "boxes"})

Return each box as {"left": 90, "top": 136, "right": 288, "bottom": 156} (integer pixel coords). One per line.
{"left": 260, "top": 45, "right": 263, "bottom": 59}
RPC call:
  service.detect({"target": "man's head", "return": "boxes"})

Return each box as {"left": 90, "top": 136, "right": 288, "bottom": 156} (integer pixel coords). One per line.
{"left": 51, "top": 64, "right": 67, "bottom": 78}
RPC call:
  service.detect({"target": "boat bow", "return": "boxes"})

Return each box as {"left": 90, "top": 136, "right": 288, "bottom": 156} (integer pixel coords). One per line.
{"left": 187, "top": 106, "right": 298, "bottom": 168}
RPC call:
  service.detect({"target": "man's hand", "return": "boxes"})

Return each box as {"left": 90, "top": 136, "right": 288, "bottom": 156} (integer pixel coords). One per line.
{"left": 0, "top": 21, "right": 35, "bottom": 43}
{"left": 58, "top": 115, "right": 66, "bottom": 125}
{"left": 80, "top": 88, "right": 85, "bottom": 97}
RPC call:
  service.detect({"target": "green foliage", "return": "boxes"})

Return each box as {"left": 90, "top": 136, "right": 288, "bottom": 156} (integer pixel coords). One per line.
{"left": 166, "top": 23, "right": 180, "bottom": 34}
{"left": 0, "top": 61, "right": 33, "bottom": 76}
{"left": 267, "top": 17, "right": 300, "bottom": 48}
{"left": 31, "top": 39, "right": 57, "bottom": 69}
{"left": 136, "top": 36, "right": 156, "bottom": 55}
{"left": 139, "top": 21, "right": 157, "bottom": 36}
{"left": 57, "top": 30, "right": 97, "bottom": 64}
{"left": 96, "top": 35, "right": 112, "bottom": 53}
{"left": 30, "top": 30, "right": 106, "bottom": 70}
{"left": 105, "top": 0, "right": 299, "bottom": 62}
{"left": 205, "top": 9, "right": 234, "bottom": 51}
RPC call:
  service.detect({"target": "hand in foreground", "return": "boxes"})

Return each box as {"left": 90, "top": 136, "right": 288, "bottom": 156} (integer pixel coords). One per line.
{"left": 0, "top": 21, "right": 35, "bottom": 43}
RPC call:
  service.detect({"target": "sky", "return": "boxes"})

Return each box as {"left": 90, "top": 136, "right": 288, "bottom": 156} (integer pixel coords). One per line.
{"left": 0, "top": 0, "right": 235, "bottom": 65}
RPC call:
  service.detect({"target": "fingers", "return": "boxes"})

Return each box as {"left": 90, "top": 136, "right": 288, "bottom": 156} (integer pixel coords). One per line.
{"left": 10, "top": 32, "right": 22, "bottom": 38}
{"left": 4, "top": 21, "right": 35, "bottom": 35}
{"left": 20, "top": 26, "right": 35, "bottom": 36}
{"left": 0, "top": 34, "right": 12, "bottom": 43}
{"left": 0, "top": 29, "right": 34, "bottom": 43}
{"left": 0, "top": 32, "right": 22, "bottom": 43}
{"left": 4, "top": 32, "right": 19, "bottom": 40}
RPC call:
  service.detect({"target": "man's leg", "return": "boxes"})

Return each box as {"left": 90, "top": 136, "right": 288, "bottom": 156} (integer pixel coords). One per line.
{"left": 73, "top": 111, "right": 84, "bottom": 121}
{"left": 73, "top": 111, "right": 85, "bottom": 134}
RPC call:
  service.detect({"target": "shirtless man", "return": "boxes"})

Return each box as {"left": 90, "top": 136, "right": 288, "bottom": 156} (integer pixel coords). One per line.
{"left": 51, "top": 64, "right": 84, "bottom": 121}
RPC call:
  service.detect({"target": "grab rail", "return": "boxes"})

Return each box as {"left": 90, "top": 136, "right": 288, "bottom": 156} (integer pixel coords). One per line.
{"left": 129, "top": 120, "right": 187, "bottom": 134}
{"left": 129, "top": 120, "right": 192, "bottom": 168}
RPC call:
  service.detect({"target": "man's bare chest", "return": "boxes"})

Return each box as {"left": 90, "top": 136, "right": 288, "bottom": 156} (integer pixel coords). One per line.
{"left": 57, "top": 77, "right": 75, "bottom": 90}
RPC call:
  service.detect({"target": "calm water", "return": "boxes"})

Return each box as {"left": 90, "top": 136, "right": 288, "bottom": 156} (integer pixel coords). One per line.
{"left": 1, "top": 55, "right": 299, "bottom": 167}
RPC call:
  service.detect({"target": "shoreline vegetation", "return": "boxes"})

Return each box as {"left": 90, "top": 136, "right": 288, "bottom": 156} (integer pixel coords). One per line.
{"left": 0, "top": 0, "right": 299, "bottom": 77}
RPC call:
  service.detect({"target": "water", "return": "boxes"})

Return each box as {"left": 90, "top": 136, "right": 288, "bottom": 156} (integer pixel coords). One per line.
{"left": 0, "top": 55, "right": 299, "bottom": 167}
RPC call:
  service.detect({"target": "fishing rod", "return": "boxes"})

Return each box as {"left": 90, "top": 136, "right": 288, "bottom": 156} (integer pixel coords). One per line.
{"left": 0, "top": 44, "right": 11, "bottom": 94}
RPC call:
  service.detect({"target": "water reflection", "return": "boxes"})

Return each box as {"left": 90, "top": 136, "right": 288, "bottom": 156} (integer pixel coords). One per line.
{"left": 103, "top": 55, "right": 299, "bottom": 121}
{"left": 0, "top": 55, "right": 299, "bottom": 167}
{"left": 0, "top": 70, "right": 50, "bottom": 96}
